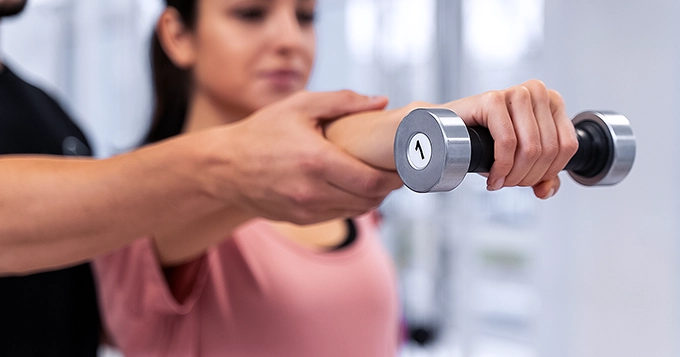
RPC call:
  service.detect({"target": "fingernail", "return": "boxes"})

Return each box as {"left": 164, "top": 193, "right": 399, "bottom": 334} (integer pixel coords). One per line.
{"left": 491, "top": 177, "right": 505, "bottom": 191}
{"left": 369, "top": 95, "right": 388, "bottom": 102}
{"left": 543, "top": 187, "right": 556, "bottom": 200}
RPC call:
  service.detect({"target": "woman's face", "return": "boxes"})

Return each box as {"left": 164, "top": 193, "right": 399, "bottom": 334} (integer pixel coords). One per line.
{"left": 189, "top": 0, "right": 316, "bottom": 116}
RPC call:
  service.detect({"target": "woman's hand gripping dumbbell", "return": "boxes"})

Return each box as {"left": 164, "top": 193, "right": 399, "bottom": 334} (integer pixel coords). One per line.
{"left": 324, "top": 80, "right": 635, "bottom": 198}
{"left": 394, "top": 108, "right": 636, "bottom": 193}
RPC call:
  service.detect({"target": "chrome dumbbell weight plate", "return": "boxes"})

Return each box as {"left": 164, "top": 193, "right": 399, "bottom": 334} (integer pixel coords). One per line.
{"left": 394, "top": 108, "right": 472, "bottom": 193}
{"left": 568, "top": 111, "right": 636, "bottom": 186}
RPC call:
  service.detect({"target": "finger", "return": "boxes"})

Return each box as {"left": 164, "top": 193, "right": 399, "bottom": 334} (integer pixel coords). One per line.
{"left": 311, "top": 189, "right": 385, "bottom": 215}
{"left": 298, "top": 179, "right": 392, "bottom": 221}
{"left": 502, "top": 85, "right": 542, "bottom": 187}
{"left": 443, "top": 93, "right": 515, "bottom": 190}
{"left": 455, "top": 91, "right": 518, "bottom": 190}
{"left": 322, "top": 188, "right": 386, "bottom": 212}
{"left": 532, "top": 176, "right": 560, "bottom": 199}
{"left": 275, "top": 181, "right": 386, "bottom": 225}
{"left": 518, "top": 80, "right": 560, "bottom": 186}
{"left": 320, "top": 141, "right": 403, "bottom": 199}
{"left": 296, "top": 90, "right": 389, "bottom": 121}
{"left": 541, "top": 90, "right": 579, "bottom": 181}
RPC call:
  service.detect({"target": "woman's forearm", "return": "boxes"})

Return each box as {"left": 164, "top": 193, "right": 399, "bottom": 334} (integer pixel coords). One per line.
{"left": 324, "top": 103, "right": 427, "bottom": 171}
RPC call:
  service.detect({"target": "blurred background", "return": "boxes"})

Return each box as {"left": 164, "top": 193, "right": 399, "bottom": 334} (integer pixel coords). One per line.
{"left": 1, "top": 0, "right": 679, "bottom": 356}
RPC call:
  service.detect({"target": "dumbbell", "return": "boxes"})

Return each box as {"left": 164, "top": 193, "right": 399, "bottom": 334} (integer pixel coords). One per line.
{"left": 394, "top": 108, "right": 636, "bottom": 193}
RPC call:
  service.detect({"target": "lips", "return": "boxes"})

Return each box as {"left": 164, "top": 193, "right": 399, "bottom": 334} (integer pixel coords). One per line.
{"left": 259, "top": 69, "right": 303, "bottom": 90}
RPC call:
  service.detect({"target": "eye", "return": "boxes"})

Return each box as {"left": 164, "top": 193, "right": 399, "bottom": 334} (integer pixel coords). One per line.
{"left": 296, "top": 9, "right": 316, "bottom": 25}
{"left": 233, "top": 7, "right": 267, "bottom": 22}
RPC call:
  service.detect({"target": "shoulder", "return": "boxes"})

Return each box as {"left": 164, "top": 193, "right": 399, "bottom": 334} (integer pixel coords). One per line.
{"left": 0, "top": 66, "right": 92, "bottom": 155}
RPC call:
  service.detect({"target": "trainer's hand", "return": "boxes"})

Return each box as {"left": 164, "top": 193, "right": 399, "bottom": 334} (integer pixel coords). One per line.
{"left": 204, "top": 90, "right": 403, "bottom": 224}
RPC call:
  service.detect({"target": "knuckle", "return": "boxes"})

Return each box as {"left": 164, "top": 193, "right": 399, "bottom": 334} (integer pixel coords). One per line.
{"left": 297, "top": 152, "right": 324, "bottom": 175}
{"left": 338, "top": 89, "right": 356, "bottom": 102}
{"left": 484, "top": 90, "right": 506, "bottom": 107}
{"left": 289, "top": 187, "right": 316, "bottom": 207}
{"left": 526, "top": 79, "right": 547, "bottom": 92}
{"left": 513, "top": 85, "right": 532, "bottom": 104}
{"left": 548, "top": 89, "right": 566, "bottom": 107}
{"left": 527, "top": 81, "right": 548, "bottom": 102}
{"left": 496, "top": 135, "right": 518, "bottom": 150}
{"left": 520, "top": 143, "right": 542, "bottom": 161}
{"left": 564, "top": 135, "right": 579, "bottom": 156}
{"left": 542, "top": 142, "right": 560, "bottom": 160}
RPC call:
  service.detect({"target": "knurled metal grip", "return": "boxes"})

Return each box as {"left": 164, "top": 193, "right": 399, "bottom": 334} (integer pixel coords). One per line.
{"left": 394, "top": 108, "right": 636, "bottom": 193}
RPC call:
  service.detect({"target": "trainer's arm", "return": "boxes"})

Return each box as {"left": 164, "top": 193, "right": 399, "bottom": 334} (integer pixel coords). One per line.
{"left": 0, "top": 90, "right": 401, "bottom": 275}
{"left": 0, "top": 134, "right": 225, "bottom": 275}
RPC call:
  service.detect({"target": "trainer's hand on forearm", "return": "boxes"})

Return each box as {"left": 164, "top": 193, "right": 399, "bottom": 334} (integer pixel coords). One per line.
{"left": 204, "top": 90, "right": 403, "bottom": 224}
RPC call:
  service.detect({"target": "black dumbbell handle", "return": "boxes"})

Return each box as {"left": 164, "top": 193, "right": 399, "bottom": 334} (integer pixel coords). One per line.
{"left": 466, "top": 121, "right": 611, "bottom": 179}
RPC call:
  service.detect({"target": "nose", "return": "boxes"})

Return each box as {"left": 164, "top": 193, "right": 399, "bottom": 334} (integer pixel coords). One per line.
{"left": 269, "top": 10, "right": 308, "bottom": 55}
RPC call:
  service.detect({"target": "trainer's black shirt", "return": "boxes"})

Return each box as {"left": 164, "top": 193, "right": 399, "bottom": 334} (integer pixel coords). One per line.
{"left": 0, "top": 66, "right": 100, "bottom": 356}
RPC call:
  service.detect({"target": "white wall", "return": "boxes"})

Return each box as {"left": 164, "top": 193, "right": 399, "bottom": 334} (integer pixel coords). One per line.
{"left": 538, "top": 1, "right": 680, "bottom": 356}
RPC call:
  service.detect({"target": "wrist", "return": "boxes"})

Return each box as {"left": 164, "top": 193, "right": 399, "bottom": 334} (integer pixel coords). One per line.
{"left": 173, "top": 125, "right": 257, "bottom": 217}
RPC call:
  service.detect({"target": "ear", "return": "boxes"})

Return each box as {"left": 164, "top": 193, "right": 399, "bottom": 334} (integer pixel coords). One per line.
{"left": 156, "top": 7, "right": 196, "bottom": 69}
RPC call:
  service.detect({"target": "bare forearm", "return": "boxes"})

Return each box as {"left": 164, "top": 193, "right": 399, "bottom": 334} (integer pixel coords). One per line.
{"left": 0, "top": 137, "right": 224, "bottom": 275}
{"left": 324, "top": 103, "right": 427, "bottom": 171}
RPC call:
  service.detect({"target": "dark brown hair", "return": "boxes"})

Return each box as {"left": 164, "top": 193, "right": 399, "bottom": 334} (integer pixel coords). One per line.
{"left": 146, "top": 0, "right": 198, "bottom": 144}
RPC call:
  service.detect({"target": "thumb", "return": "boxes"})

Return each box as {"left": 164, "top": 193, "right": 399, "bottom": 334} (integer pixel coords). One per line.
{"left": 532, "top": 177, "right": 560, "bottom": 199}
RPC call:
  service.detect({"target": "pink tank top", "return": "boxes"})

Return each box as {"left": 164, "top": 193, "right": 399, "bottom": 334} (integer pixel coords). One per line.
{"left": 94, "top": 214, "right": 401, "bottom": 356}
